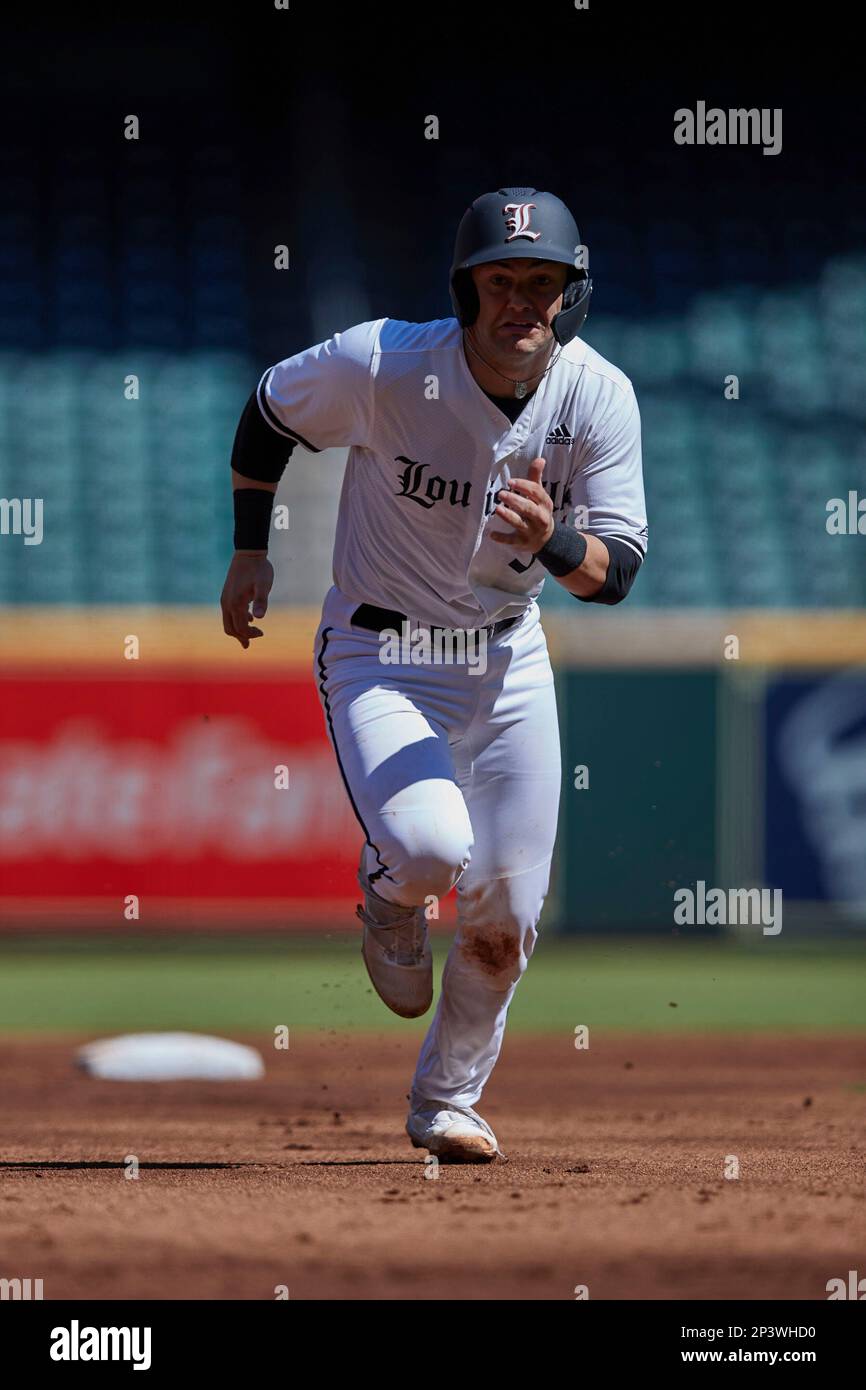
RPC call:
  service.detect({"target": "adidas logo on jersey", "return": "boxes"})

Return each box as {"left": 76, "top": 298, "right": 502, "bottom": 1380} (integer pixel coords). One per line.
{"left": 545, "top": 423, "right": 574, "bottom": 446}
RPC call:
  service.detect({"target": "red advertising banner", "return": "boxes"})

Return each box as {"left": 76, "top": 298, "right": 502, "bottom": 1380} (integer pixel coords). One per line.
{"left": 0, "top": 669, "right": 362, "bottom": 925}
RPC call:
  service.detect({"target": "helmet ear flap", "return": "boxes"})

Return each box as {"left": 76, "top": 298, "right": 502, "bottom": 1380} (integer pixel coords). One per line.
{"left": 561, "top": 271, "right": 582, "bottom": 309}
{"left": 449, "top": 268, "right": 479, "bottom": 327}
{"left": 552, "top": 274, "right": 592, "bottom": 345}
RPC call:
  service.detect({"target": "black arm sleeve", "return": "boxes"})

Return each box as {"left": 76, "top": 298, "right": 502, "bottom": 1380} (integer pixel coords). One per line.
{"left": 575, "top": 535, "right": 644, "bottom": 606}
{"left": 230, "top": 389, "right": 297, "bottom": 483}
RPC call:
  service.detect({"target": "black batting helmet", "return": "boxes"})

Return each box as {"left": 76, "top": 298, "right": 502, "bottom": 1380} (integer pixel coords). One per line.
{"left": 449, "top": 187, "right": 592, "bottom": 346}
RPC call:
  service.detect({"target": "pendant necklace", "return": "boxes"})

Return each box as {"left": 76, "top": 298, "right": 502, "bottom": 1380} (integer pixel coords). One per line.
{"left": 464, "top": 329, "right": 561, "bottom": 399}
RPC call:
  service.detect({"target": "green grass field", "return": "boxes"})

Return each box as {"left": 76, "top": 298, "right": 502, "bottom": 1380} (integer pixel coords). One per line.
{"left": 0, "top": 934, "right": 864, "bottom": 1035}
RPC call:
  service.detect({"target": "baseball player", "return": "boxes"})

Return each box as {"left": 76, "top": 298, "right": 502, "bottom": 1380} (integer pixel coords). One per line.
{"left": 221, "top": 188, "right": 648, "bottom": 1162}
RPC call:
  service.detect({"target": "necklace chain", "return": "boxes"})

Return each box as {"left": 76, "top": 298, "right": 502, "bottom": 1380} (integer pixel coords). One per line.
{"left": 464, "top": 329, "right": 561, "bottom": 399}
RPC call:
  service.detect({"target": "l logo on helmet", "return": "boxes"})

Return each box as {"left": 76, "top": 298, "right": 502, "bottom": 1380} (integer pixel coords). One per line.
{"left": 502, "top": 203, "right": 540, "bottom": 242}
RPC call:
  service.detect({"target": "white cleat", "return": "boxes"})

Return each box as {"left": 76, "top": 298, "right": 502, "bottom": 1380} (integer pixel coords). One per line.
{"left": 356, "top": 865, "right": 433, "bottom": 1020}
{"left": 406, "top": 1094, "right": 503, "bottom": 1163}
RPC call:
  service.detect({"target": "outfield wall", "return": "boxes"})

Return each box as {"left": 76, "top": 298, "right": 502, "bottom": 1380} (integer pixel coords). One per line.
{"left": 552, "top": 609, "right": 866, "bottom": 934}
{"left": 1, "top": 608, "right": 864, "bottom": 932}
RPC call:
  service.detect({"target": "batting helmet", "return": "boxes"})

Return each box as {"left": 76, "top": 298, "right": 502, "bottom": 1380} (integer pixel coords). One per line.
{"left": 449, "top": 187, "right": 592, "bottom": 346}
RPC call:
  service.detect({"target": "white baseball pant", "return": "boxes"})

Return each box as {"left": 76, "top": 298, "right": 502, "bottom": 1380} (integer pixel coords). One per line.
{"left": 312, "top": 583, "right": 562, "bottom": 1109}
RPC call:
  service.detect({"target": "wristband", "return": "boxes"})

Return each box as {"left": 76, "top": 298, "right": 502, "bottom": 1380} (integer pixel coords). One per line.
{"left": 233, "top": 488, "right": 275, "bottom": 552}
{"left": 533, "top": 520, "right": 588, "bottom": 577}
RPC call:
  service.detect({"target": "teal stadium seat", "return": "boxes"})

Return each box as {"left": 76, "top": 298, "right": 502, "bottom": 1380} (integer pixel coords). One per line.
{"left": 618, "top": 319, "right": 687, "bottom": 385}
{"left": 1, "top": 259, "right": 863, "bottom": 612}
{"left": 685, "top": 291, "right": 757, "bottom": 384}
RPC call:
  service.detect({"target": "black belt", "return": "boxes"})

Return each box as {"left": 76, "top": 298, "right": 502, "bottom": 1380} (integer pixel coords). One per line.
{"left": 350, "top": 603, "right": 521, "bottom": 640}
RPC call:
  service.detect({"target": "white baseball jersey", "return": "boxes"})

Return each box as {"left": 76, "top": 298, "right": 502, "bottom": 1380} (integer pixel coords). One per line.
{"left": 258, "top": 316, "right": 647, "bottom": 627}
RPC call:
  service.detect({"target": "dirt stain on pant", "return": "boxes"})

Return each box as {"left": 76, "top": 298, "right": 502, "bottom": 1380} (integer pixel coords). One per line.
{"left": 459, "top": 928, "right": 520, "bottom": 979}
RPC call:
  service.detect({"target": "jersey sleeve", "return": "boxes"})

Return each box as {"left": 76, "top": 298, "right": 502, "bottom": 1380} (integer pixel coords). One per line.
{"left": 255, "top": 319, "right": 380, "bottom": 452}
{"left": 569, "top": 382, "right": 648, "bottom": 561}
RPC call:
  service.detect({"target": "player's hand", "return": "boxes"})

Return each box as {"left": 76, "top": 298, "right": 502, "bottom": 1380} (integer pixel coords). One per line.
{"left": 490, "top": 456, "right": 555, "bottom": 553}
{"left": 220, "top": 553, "right": 274, "bottom": 649}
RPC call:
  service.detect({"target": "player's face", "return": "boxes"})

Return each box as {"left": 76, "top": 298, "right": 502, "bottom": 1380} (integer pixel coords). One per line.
{"left": 469, "top": 259, "right": 568, "bottom": 360}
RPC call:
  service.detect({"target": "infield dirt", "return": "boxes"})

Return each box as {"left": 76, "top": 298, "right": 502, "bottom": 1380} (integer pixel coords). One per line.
{"left": 0, "top": 1033, "right": 863, "bottom": 1300}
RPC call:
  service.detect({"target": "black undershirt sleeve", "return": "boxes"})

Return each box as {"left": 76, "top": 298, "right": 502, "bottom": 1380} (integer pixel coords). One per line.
{"left": 230, "top": 389, "right": 297, "bottom": 483}
{"left": 575, "top": 535, "right": 644, "bottom": 605}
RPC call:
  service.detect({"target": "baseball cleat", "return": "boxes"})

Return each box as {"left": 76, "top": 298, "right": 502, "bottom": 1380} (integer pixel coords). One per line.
{"left": 356, "top": 863, "right": 433, "bottom": 1019}
{"left": 406, "top": 1094, "right": 503, "bottom": 1162}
